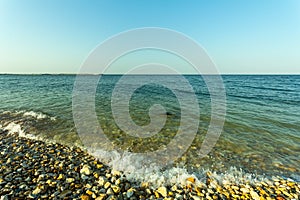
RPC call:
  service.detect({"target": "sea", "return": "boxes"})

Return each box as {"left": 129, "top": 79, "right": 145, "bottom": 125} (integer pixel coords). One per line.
{"left": 0, "top": 74, "right": 299, "bottom": 186}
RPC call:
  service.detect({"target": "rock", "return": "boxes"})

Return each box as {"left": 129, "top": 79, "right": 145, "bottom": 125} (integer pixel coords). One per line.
{"left": 175, "top": 193, "right": 183, "bottom": 200}
{"left": 111, "top": 185, "right": 121, "bottom": 193}
{"left": 157, "top": 186, "right": 167, "bottom": 197}
{"left": 250, "top": 190, "right": 260, "bottom": 200}
{"left": 66, "top": 178, "right": 75, "bottom": 183}
{"left": 98, "top": 177, "right": 105, "bottom": 186}
{"left": 0, "top": 195, "right": 9, "bottom": 200}
{"left": 186, "top": 177, "right": 196, "bottom": 183}
{"left": 141, "top": 182, "right": 149, "bottom": 188}
{"left": 115, "top": 178, "right": 121, "bottom": 185}
{"left": 240, "top": 187, "right": 250, "bottom": 193}
{"left": 126, "top": 188, "right": 135, "bottom": 198}
{"left": 107, "top": 195, "right": 117, "bottom": 200}
{"left": 81, "top": 174, "right": 89, "bottom": 180}
{"left": 80, "top": 195, "right": 90, "bottom": 200}
{"left": 32, "top": 187, "right": 41, "bottom": 195}
{"left": 191, "top": 195, "right": 200, "bottom": 200}
{"left": 106, "top": 188, "right": 114, "bottom": 195}
{"left": 86, "top": 190, "right": 94, "bottom": 196}
{"left": 95, "top": 194, "right": 106, "bottom": 200}
{"left": 57, "top": 174, "right": 64, "bottom": 180}
{"left": 104, "top": 182, "right": 111, "bottom": 189}
{"left": 171, "top": 185, "right": 177, "bottom": 192}
{"left": 59, "top": 190, "right": 71, "bottom": 198}
{"left": 6, "top": 158, "right": 11, "bottom": 164}
{"left": 0, "top": 179, "right": 5, "bottom": 185}
{"left": 80, "top": 164, "right": 92, "bottom": 175}
{"left": 111, "top": 170, "right": 121, "bottom": 176}
{"left": 96, "top": 164, "right": 103, "bottom": 169}
{"left": 124, "top": 183, "right": 131, "bottom": 190}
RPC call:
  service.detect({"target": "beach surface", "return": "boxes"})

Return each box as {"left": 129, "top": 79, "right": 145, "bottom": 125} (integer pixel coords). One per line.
{"left": 1, "top": 130, "right": 299, "bottom": 200}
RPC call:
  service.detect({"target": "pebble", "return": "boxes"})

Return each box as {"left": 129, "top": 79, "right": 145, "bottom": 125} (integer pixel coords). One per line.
{"left": 250, "top": 190, "right": 260, "bottom": 200}
{"left": 106, "top": 188, "right": 114, "bottom": 195}
{"left": 157, "top": 186, "right": 168, "bottom": 197}
{"left": 104, "top": 181, "right": 111, "bottom": 189}
{"left": 66, "top": 177, "right": 75, "bottom": 183}
{"left": 126, "top": 188, "right": 135, "bottom": 198}
{"left": 80, "top": 164, "right": 92, "bottom": 176}
{"left": 111, "top": 185, "right": 121, "bottom": 193}
{"left": 32, "top": 187, "right": 41, "bottom": 195}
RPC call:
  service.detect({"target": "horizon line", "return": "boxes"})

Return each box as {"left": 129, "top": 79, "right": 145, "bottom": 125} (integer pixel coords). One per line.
{"left": 0, "top": 73, "right": 300, "bottom": 75}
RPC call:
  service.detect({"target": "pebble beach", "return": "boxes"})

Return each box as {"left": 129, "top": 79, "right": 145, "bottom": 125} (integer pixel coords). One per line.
{"left": 1, "top": 130, "right": 299, "bottom": 200}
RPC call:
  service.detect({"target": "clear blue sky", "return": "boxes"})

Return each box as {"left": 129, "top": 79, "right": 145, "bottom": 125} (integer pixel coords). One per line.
{"left": 0, "top": 0, "right": 299, "bottom": 74}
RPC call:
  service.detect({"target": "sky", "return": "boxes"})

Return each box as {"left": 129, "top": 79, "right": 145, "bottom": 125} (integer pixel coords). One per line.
{"left": 0, "top": 0, "right": 300, "bottom": 74}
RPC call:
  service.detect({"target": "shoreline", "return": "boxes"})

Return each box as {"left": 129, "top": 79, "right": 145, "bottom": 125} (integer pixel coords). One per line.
{"left": 0, "top": 130, "right": 299, "bottom": 199}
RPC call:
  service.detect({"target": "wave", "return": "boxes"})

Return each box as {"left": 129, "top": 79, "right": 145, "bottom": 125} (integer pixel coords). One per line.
{"left": 0, "top": 110, "right": 57, "bottom": 141}
{"left": 1, "top": 119, "right": 299, "bottom": 188}
{"left": 1, "top": 122, "right": 36, "bottom": 139}
{"left": 89, "top": 148, "right": 288, "bottom": 188}
{"left": 1, "top": 110, "right": 299, "bottom": 188}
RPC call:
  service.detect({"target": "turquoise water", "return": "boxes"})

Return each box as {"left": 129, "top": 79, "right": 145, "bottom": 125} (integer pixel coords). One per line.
{"left": 0, "top": 74, "right": 299, "bottom": 180}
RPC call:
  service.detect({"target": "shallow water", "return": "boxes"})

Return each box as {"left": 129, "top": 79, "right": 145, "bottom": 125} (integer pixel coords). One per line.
{"left": 0, "top": 74, "right": 299, "bottom": 182}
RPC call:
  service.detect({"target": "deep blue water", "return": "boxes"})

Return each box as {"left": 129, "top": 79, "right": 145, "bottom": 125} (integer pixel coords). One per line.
{"left": 0, "top": 74, "right": 299, "bottom": 179}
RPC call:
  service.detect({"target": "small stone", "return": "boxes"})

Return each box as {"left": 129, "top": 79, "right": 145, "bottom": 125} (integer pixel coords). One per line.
{"left": 107, "top": 195, "right": 117, "bottom": 200}
{"left": 81, "top": 195, "right": 90, "bottom": 200}
{"left": 171, "top": 185, "right": 177, "bottom": 191}
{"left": 240, "top": 187, "right": 249, "bottom": 193}
{"left": 86, "top": 190, "right": 94, "bottom": 195}
{"left": 157, "top": 186, "right": 167, "bottom": 197}
{"left": 115, "top": 178, "right": 121, "bottom": 185}
{"left": 32, "top": 187, "right": 41, "bottom": 195}
{"left": 81, "top": 174, "right": 89, "bottom": 180}
{"left": 93, "top": 173, "right": 99, "bottom": 179}
{"left": 175, "top": 194, "right": 183, "bottom": 200}
{"left": 104, "top": 182, "right": 111, "bottom": 189}
{"left": 0, "top": 195, "right": 9, "bottom": 200}
{"left": 96, "top": 164, "right": 103, "bottom": 169}
{"left": 186, "top": 177, "right": 196, "bottom": 183}
{"left": 57, "top": 174, "right": 64, "bottom": 180}
{"left": 231, "top": 185, "right": 239, "bottom": 191}
{"left": 106, "top": 188, "right": 114, "bottom": 195}
{"left": 66, "top": 178, "right": 75, "bottom": 183}
{"left": 6, "top": 158, "right": 11, "bottom": 164}
{"left": 80, "top": 164, "right": 92, "bottom": 175}
{"left": 95, "top": 194, "right": 106, "bottom": 200}
{"left": 141, "top": 182, "right": 149, "bottom": 188}
{"left": 191, "top": 195, "right": 200, "bottom": 200}
{"left": 111, "top": 170, "right": 121, "bottom": 176}
{"left": 146, "top": 188, "right": 152, "bottom": 195}
{"left": 124, "top": 183, "right": 131, "bottom": 190}
{"left": 98, "top": 177, "right": 105, "bottom": 186}
{"left": 111, "top": 185, "right": 120, "bottom": 193}
{"left": 59, "top": 190, "right": 71, "bottom": 198}
{"left": 207, "top": 188, "right": 214, "bottom": 194}
{"left": 250, "top": 190, "right": 260, "bottom": 200}
{"left": 126, "top": 188, "right": 135, "bottom": 198}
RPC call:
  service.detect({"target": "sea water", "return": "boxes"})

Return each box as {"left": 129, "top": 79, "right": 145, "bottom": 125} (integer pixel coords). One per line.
{"left": 0, "top": 74, "right": 299, "bottom": 185}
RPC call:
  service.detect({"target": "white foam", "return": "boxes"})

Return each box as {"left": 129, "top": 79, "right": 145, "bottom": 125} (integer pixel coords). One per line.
{"left": 4, "top": 122, "right": 36, "bottom": 139}
{"left": 23, "top": 111, "right": 48, "bottom": 119}
{"left": 8, "top": 110, "right": 57, "bottom": 121}
{"left": 90, "top": 149, "right": 201, "bottom": 187}
{"left": 208, "top": 167, "right": 265, "bottom": 185}
{"left": 90, "top": 148, "right": 273, "bottom": 188}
